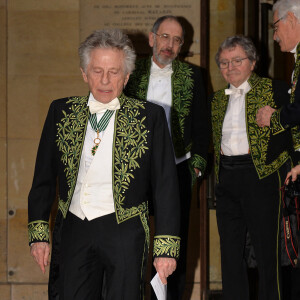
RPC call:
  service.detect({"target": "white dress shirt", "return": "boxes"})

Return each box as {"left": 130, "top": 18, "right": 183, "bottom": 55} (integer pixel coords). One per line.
{"left": 221, "top": 80, "right": 251, "bottom": 156}
{"left": 69, "top": 93, "right": 115, "bottom": 220}
{"left": 147, "top": 58, "right": 191, "bottom": 164}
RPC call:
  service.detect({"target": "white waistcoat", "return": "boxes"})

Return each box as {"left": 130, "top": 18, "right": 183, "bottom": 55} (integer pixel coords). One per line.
{"left": 69, "top": 113, "right": 115, "bottom": 220}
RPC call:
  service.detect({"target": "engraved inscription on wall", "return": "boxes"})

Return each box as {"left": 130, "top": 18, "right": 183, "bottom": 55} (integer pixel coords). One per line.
{"left": 80, "top": 0, "right": 200, "bottom": 55}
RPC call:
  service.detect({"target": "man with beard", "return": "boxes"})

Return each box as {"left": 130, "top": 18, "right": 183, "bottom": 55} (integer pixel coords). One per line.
{"left": 125, "top": 15, "right": 209, "bottom": 299}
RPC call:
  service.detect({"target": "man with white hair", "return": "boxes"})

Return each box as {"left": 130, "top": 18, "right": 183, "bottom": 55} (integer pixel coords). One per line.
{"left": 28, "top": 28, "right": 180, "bottom": 299}
{"left": 257, "top": 0, "right": 300, "bottom": 147}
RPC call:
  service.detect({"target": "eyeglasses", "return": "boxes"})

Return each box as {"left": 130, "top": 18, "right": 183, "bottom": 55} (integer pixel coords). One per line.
{"left": 271, "top": 17, "right": 283, "bottom": 32}
{"left": 219, "top": 57, "right": 249, "bottom": 69}
{"left": 152, "top": 32, "right": 183, "bottom": 46}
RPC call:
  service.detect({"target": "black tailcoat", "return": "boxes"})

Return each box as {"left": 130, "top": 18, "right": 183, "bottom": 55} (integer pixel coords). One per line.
{"left": 28, "top": 93, "right": 181, "bottom": 295}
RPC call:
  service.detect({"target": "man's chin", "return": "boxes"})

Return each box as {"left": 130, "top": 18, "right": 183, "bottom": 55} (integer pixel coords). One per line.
{"left": 157, "top": 56, "right": 173, "bottom": 66}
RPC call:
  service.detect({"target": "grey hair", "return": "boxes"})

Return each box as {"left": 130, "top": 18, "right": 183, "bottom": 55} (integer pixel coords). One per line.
{"left": 273, "top": 0, "right": 300, "bottom": 20}
{"left": 78, "top": 28, "right": 136, "bottom": 74}
{"left": 151, "top": 15, "right": 185, "bottom": 39}
{"left": 215, "top": 35, "right": 258, "bottom": 66}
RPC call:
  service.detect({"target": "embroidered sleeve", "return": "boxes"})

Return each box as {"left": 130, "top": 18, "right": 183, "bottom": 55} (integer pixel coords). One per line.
{"left": 271, "top": 108, "right": 286, "bottom": 135}
{"left": 153, "top": 235, "right": 180, "bottom": 260}
{"left": 28, "top": 220, "right": 50, "bottom": 245}
{"left": 190, "top": 154, "right": 207, "bottom": 174}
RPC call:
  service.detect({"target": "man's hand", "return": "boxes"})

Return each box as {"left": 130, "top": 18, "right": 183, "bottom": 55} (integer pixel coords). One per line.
{"left": 194, "top": 168, "right": 200, "bottom": 177}
{"left": 256, "top": 106, "right": 276, "bottom": 127}
{"left": 286, "top": 165, "right": 300, "bottom": 184}
{"left": 153, "top": 257, "right": 176, "bottom": 285}
{"left": 30, "top": 242, "right": 50, "bottom": 274}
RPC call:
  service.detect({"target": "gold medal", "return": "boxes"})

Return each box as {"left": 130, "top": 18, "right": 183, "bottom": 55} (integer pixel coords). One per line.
{"left": 91, "top": 130, "right": 101, "bottom": 156}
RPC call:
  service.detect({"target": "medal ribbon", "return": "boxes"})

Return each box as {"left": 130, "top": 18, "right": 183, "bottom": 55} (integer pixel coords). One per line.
{"left": 89, "top": 110, "right": 114, "bottom": 155}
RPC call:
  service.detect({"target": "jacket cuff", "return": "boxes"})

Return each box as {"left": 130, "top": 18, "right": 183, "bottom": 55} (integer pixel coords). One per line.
{"left": 271, "top": 109, "right": 286, "bottom": 135}
{"left": 28, "top": 220, "right": 50, "bottom": 245}
{"left": 153, "top": 235, "right": 180, "bottom": 260}
{"left": 190, "top": 154, "right": 207, "bottom": 174}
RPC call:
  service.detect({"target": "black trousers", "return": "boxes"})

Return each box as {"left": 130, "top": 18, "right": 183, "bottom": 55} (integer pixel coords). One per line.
{"left": 167, "top": 160, "right": 192, "bottom": 299}
{"left": 58, "top": 212, "right": 148, "bottom": 300}
{"left": 216, "top": 154, "right": 283, "bottom": 300}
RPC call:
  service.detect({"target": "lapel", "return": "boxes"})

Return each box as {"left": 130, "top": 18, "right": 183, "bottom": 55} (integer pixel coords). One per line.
{"left": 290, "top": 42, "right": 300, "bottom": 150}
{"left": 291, "top": 42, "right": 300, "bottom": 102}
{"left": 113, "top": 93, "right": 149, "bottom": 223}
{"left": 212, "top": 73, "right": 288, "bottom": 180}
{"left": 56, "top": 95, "right": 89, "bottom": 217}
{"left": 130, "top": 57, "right": 194, "bottom": 157}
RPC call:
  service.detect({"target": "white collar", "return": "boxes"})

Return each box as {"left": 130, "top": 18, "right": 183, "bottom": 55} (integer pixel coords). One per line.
{"left": 229, "top": 80, "right": 251, "bottom": 93}
{"left": 150, "top": 57, "right": 173, "bottom": 75}
{"left": 290, "top": 43, "right": 299, "bottom": 62}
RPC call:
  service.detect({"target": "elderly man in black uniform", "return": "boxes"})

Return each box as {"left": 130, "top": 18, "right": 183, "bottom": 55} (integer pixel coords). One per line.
{"left": 125, "top": 15, "right": 209, "bottom": 299}
{"left": 211, "top": 35, "right": 295, "bottom": 300}
{"left": 28, "top": 28, "right": 181, "bottom": 300}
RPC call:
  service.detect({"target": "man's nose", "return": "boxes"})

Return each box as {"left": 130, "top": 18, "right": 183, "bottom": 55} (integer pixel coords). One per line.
{"left": 166, "top": 37, "right": 174, "bottom": 48}
{"left": 101, "top": 72, "right": 110, "bottom": 84}
{"left": 228, "top": 62, "right": 235, "bottom": 71}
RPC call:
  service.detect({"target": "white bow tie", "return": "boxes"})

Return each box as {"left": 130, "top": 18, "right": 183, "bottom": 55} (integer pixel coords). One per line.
{"left": 89, "top": 97, "right": 120, "bottom": 114}
{"left": 225, "top": 88, "right": 244, "bottom": 96}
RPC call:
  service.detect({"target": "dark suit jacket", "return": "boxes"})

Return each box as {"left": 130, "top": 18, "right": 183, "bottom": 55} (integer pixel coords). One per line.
{"left": 125, "top": 57, "right": 210, "bottom": 177}
{"left": 271, "top": 42, "right": 300, "bottom": 156}
{"left": 28, "top": 93, "right": 181, "bottom": 259}
{"left": 211, "top": 73, "right": 295, "bottom": 182}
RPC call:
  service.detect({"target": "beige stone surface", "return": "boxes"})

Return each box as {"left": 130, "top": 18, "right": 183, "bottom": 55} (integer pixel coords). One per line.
{"left": 12, "top": 284, "right": 48, "bottom": 300}
{"left": 7, "top": 75, "right": 86, "bottom": 139}
{"left": 8, "top": 11, "right": 80, "bottom": 76}
{"left": 210, "top": 0, "right": 236, "bottom": 91}
{"left": 8, "top": 139, "right": 39, "bottom": 209}
{"left": 38, "top": 75, "right": 87, "bottom": 116}
{"left": 0, "top": 285, "right": 11, "bottom": 300}
{"left": 209, "top": 210, "right": 222, "bottom": 290}
{"left": 184, "top": 283, "right": 201, "bottom": 300}
{"left": 0, "top": 138, "right": 7, "bottom": 282}
{"left": 8, "top": 207, "right": 49, "bottom": 283}
{"left": 8, "top": 0, "right": 79, "bottom": 11}
{"left": 186, "top": 187, "right": 200, "bottom": 283}
{"left": 0, "top": 3, "right": 7, "bottom": 138}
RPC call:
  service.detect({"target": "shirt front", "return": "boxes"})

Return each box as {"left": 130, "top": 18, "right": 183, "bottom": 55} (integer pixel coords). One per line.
{"left": 69, "top": 93, "right": 115, "bottom": 220}
{"left": 147, "top": 58, "right": 191, "bottom": 164}
{"left": 221, "top": 80, "right": 251, "bottom": 156}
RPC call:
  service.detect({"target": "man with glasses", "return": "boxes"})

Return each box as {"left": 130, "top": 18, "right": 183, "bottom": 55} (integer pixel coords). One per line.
{"left": 125, "top": 15, "right": 209, "bottom": 299}
{"left": 212, "top": 35, "right": 294, "bottom": 300}
{"left": 257, "top": 0, "right": 300, "bottom": 136}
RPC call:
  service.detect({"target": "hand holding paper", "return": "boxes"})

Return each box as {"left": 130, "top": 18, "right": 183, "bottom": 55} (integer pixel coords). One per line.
{"left": 153, "top": 257, "right": 177, "bottom": 284}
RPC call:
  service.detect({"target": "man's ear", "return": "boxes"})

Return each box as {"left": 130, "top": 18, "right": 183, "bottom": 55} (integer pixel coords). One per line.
{"left": 124, "top": 73, "right": 130, "bottom": 87}
{"left": 149, "top": 32, "right": 154, "bottom": 48}
{"left": 287, "top": 11, "right": 297, "bottom": 28}
{"left": 80, "top": 67, "right": 88, "bottom": 83}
